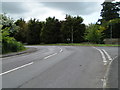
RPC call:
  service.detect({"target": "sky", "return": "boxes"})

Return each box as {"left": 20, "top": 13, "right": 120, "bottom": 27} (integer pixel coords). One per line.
{"left": 1, "top": 0, "right": 119, "bottom": 25}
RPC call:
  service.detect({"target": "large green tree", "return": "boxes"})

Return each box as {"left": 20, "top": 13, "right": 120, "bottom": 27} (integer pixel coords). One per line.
{"left": 0, "top": 14, "right": 25, "bottom": 53}
{"left": 99, "top": 1, "right": 120, "bottom": 38}
{"left": 84, "top": 24, "right": 105, "bottom": 44}
{"left": 14, "top": 18, "right": 28, "bottom": 43}
{"left": 1, "top": 13, "right": 19, "bottom": 37}
{"left": 100, "top": 1, "right": 119, "bottom": 22}
{"left": 61, "top": 15, "right": 85, "bottom": 43}
{"left": 41, "top": 17, "right": 62, "bottom": 44}
{"left": 27, "top": 19, "right": 42, "bottom": 44}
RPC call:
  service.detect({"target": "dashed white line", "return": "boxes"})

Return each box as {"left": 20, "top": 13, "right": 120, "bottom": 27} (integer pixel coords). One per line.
{"left": 102, "top": 49, "right": 112, "bottom": 61}
{"left": 59, "top": 48, "right": 63, "bottom": 52}
{"left": 1, "top": 48, "right": 63, "bottom": 76}
{"left": 0, "top": 62, "right": 34, "bottom": 76}
{"left": 44, "top": 53, "right": 57, "bottom": 59}
{"left": 44, "top": 48, "right": 63, "bottom": 59}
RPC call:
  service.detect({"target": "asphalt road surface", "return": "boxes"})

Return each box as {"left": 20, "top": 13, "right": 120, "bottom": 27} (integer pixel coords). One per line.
{"left": 1, "top": 46, "right": 119, "bottom": 88}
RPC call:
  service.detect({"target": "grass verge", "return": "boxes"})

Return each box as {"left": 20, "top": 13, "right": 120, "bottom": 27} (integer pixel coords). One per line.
{"left": 27, "top": 43, "right": 120, "bottom": 47}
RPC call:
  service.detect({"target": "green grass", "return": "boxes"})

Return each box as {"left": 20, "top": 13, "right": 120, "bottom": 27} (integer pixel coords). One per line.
{"left": 27, "top": 43, "right": 120, "bottom": 47}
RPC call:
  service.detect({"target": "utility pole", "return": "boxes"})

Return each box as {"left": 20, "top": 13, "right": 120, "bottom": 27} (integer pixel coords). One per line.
{"left": 71, "top": 26, "right": 73, "bottom": 43}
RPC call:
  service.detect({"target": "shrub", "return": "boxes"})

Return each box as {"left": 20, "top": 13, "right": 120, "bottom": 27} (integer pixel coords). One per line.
{"left": 2, "top": 28, "right": 25, "bottom": 54}
{"left": 84, "top": 24, "right": 105, "bottom": 44}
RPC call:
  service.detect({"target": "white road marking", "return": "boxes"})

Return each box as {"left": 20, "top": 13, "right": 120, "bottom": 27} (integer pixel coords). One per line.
{"left": 103, "top": 56, "right": 118, "bottom": 88}
{"left": 44, "top": 53, "right": 57, "bottom": 59}
{"left": 101, "top": 77, "right": 107, "bottom": 88}
{"left": 44, "top": 48, "right": 62, "bottom": 59}
{"left": 112, "top": 55, "right": 118, "bottom": 61}
{"left": 93, "top": 47, "right": 107, "bottom": 65}
{"left": 102, "top": 49, "right": 112, "bottom": 61}
{"left": 103, "top": 77, "right": 107, "bottom": 88}
{"left": 0, "top": 62, "right": 34, "bottom": 76}
{"left": 59, "top": 48, "right": 63, "bottom": 52}
{"left": 93, "top": 47, "right": 118, "bottom": 88}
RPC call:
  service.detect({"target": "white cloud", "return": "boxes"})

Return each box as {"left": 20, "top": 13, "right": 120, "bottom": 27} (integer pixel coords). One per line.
{"left": 82, "top": 12, "right": 102, "bottom": 25}
{"left": 6, "top": 2, "right": 65, "bottom": 21}
{"left": 2, "top": 0, "right": 105, "bottom": 2}
{"left": 2, "top": 2, "right": 103, "bottom": 24}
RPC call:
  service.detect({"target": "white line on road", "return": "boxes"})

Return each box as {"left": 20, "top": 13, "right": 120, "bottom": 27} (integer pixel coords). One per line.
{"left": 103, "top": 55, "right": 118, "bottom": 88}
{"left": 44, "top": 53, "right": 57, "bottom": 59}
{"left": 0, "top": 62, "right": 34, "bottom": 76}
{"left": 102, "top": 49, "right": 112, "bottom": 61}
{"left": 59, "top": 48, "right": 63, "bottom": 52}
{"left": 93, "top": 47, "right": 107, "bottom": 65}
{"left": 112, "top": 55, "right": 118, "bottom": 60}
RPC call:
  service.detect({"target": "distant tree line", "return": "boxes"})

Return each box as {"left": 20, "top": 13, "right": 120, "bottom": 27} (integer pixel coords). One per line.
{"left": 1, "top": 0, "right": 120, "bottom": 48}
{"left": 14, "top": 15, "right": 86, "bottom": 44}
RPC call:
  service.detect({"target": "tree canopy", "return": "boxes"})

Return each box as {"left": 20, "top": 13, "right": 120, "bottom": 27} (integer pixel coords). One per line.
{"left": 61, "top": 15, "right": 85, "bottom": 43}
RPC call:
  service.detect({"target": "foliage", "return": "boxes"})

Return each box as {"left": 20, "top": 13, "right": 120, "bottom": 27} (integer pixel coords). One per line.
{"left": 107, "top": 18, "right": 120, "bottom": 38}
{"left": 0, "top": 13, "right": 19, "bottom": 37}
{"left": 0, "top": 14, "right": 25, "bottom": 54}
{"left": 2, "top": 28, "right": 25, "bottom": 54}
{"left": 101, "top": 18, "right": 120, "bottom": 38}
{"left": 98, "top": 1, "right": 120, "bottom": 38}
{"left": 27, "top": 19, "right": 42, "bottom": 44}
{"left": 61, "top": 15, "right": 85, "bottom": 43}
{"left": 14, "top": 18, "right": 28, "bottom": 43}
{"left": 84, "top": 24, "right": 105, "bottom": 44}
{"left": 100, "top": 1, "right": 119, "bottom": 23}
{"left": 41, "top": 17, "right": 62, "bottom": 44}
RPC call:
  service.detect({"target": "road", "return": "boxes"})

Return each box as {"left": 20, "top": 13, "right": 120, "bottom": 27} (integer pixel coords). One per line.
{"left": 1, "top": 46, "right": 119, "bottom": 88}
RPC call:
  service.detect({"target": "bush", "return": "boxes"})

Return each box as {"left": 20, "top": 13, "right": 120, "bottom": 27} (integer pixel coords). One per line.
{"left": 84, "top": 24, "right": 105, "bottom": 44}
{"left": 2, "top": 28, "right": 25, "bottom": 54}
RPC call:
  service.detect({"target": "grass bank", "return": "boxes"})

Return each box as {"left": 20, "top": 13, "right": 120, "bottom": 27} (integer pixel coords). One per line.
{"left": 27, "top": 43, "right": 120, "bottom": 47}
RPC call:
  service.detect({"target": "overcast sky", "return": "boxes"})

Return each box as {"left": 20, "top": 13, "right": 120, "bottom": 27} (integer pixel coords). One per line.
{"left": 1, "top": 0, "right": 119, "bottom": 24}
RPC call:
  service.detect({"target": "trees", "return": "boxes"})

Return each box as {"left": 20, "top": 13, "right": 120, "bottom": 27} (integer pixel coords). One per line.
{"left": 1, "top": 13, "right": 19, "bottom": 37}
{"left": 61, "top": 15, "right": 85, "bottom": 43}
{"left": 100, "top": 1, "right": 119, "bottom": 23}
{"left": 27, "top": 19, "right": 42, "bottom": 44}
{"left": 41, "top": 17, "right": 62, "bottom": 44}
{"left": 84, "top": 24, "right": 105, "bottom": 44}
{"left": 2, "top": 28, "right": 25, "bottom": 53}
{"left": 14, "top": 18, "right": 28, "bottom": 43}
{"left": 98, "top": 1, "right": 120, "bottom": 38}
{"left": 1, "top": 14, "right": 87, "bottom": 45}
{"left": 107, "top": 18, "right": 120, "bottom": 38}
{"left": 0, "top": 14, "right": 25, "bottom": 53}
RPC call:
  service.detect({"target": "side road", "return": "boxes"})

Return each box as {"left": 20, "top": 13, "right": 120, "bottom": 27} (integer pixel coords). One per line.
{"left": 0, "top": 47, "right": 37, "bottom": 58}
